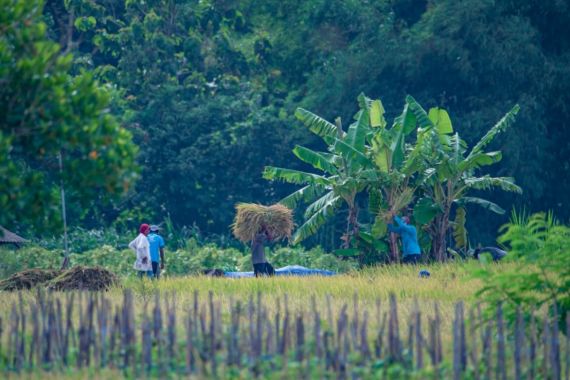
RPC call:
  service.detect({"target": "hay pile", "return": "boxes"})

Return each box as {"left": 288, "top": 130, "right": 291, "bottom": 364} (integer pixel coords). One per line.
{"left": 0, "top": 269, "right": 61, "bottom": 291}
{"left": 49, "top": 266, "right": 119, "bottom": 291}
{"left": 232, "top": 203, "right": 293, "bottom": 243}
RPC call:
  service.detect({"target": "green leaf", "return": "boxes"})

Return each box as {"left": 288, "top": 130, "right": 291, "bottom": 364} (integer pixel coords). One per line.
{"left": 372, "top": 216, "right": 388, "bottom": 238}
{"left": 459, "top": 151, "right": 502, "bottom": 171}
{"left": 453, "top": 207, "right": 468, "bottom": 249}
{"left": 428, "top": 107, "right": 453, "bottom": 135}
{"left": 292, "top": 146, "right": 338, "bottom": 174}
{"left": 333, "top": 139, "right": 374, "bottom": 169}
{"left": 405, "top": 95, "right": 434, "bottom": 131}
{"left": 263, "top": 166, "right": 332, "bottom": 186}
{"left": 304, "top": 191, "right": 336, "bottom": 219}
{"left": 413, "top": 197, "right": 442, "bottom": 224}
{"left": 389, "top": 126, "right": 405, "bottom": 168}
{"left": 295, "top": 108, "right": 342, "bottom": 139}
{"left": 74, "top": 16, "right": 97, "bottom": 32}
{"left": 346, "top": 106, "right": 369, "bottom": 152}
{"left": 463, "top": 176, "right": 522, "bottom": 194}
{"left": 293, "top": 195, "right": 342, "bottom": 244}
{"left": 370, "top": 100, "right": 385, "bottom": 128}
{"left": 279, "top": 184, "right": 326, "bottom": 208}
{"left": 469, "top": 104, "right": 520, "bottom": 157}
{"left": 455, "top": 197, "right": 505, "bottom": 214}
{"left": 374, "top": 146, "right": 389, "bottom": 172}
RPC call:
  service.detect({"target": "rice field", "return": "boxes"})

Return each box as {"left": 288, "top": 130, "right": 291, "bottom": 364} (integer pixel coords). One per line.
{"left": 3, "top": 262, "right": 566, "bottom": 379}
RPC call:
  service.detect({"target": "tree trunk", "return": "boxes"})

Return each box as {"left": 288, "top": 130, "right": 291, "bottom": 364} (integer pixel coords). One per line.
{"left": 343, "top": 204, "right": 359, "bottom": 249}
{"left": 431, "top": 213, "right": 449, "bottom": 262}
{"left": 389, "top": 233, "right": 400, "bottom": 263}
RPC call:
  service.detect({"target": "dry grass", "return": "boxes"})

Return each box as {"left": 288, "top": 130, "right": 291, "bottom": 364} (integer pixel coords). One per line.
{"left": 231, "top": 203, "right": 293, "bottom": 242}
{"left": 0, "top": 262, "right": 522, "bottom": 379}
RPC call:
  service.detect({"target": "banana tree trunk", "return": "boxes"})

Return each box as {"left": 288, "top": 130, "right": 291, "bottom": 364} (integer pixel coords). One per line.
{"left": 343, "top": 203, "right": 359, "bottom": 249}
{"left": 431, "top": 212, "right": 450, "bottom": 262}
{"left": 389, "top": 233, "right": 400, "bottom": 263}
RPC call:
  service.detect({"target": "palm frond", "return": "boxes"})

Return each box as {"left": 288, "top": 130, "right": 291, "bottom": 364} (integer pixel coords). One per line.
{"left": 279, "top": 184, "right": 327, "bottom": 209}
{"left": 304, "top": 190, "right": 336, "bottom": 218}
{"left": 292, "top": 195, "right": 342, "bottom": 244}
{"left": 405, "top": 95, "right": 434, "bottom": 130}
{"left": 263, "top": 166, "right": 332, "bottom": 186}
{"left": 452, "top": 207, "right": 468, "bottom": 249}
{"left": 292, "top": 145, "right": 339, "bottom": 174}
{"left": 459, "top": 151, "right": 502, "bottom": 172}
{"left": 369, "top": 99, "right": 386, "bottom": 128}
{"left": 455, "top": 196, "right": 505, "bottom": 214}
{"left": 450, "top": 133, "right": 467, "bottom": 164}
{"left": 295, "top": 108, "right": 343, "bottom": 139}
{"left": 469, "top": 104, "right": 520, "bottom": 157}
{"left": 463, "top": 176, "right": 522, "bottom": 194}
{"left": 345, "top": 105, "right": 370, "bottom": 152}
{"left": 333, "top": 138, "right": 374, "bottom": 169}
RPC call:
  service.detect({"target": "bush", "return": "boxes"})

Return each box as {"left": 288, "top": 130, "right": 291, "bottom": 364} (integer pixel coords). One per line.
{"left": 472, "top": 212, "right": 570, "bottom": 332}
{"left": 0, "top": 239, "right": 355, "bottom": 279}
{"left": 0, "top": 246, "right": 61, "bottom": 278}
{"left": 39, "top": 228, "right": 126, "bottom": 253}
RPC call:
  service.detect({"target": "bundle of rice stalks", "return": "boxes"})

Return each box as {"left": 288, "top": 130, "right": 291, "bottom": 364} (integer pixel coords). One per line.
{"left": 379, "top": 187, "right": 415, "bottom": 223}
{"left": 48, "top": 265, "right": 119, "bottom": 291}
{"left": 0, "top": 269, "right": 61, "bottom": 291}
{"left": 232, "top": 203, "right": 294, "bottom": 243}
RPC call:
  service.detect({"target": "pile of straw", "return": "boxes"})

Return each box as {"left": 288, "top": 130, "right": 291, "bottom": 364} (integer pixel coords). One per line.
{"left": 48, "top": 266, "right": 119, "bottom": 291}
{"left": 0, "top": 269, "right": 61, "bottom": 291}
{"left": 232, "top": 203, "right": 293, "bottom": 243}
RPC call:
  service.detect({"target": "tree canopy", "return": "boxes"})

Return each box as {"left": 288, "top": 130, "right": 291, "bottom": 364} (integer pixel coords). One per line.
{"left": 0, "top": 0, "right": 137, "bottom": 232}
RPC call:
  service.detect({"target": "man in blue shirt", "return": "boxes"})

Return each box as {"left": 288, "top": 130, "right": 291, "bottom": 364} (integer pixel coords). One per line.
{"left": 147, "top": 225, "right": 166, "bottom": 278}
{"left": 388, "top": 215, "right": 421, "bottom": 264}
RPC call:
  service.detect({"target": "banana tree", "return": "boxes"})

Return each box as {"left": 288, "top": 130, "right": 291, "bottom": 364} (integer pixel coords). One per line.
{"left": 263, "top": 94, "right": 378, "bottom": 248}
{"left": 411, "top": 103, "right": 522, "bottom": 261}
{"left": 264, "top": 94, "right": 427, "bottom": 261}
{"left": 365, "top": 96, "right": 428, "bottom": 262}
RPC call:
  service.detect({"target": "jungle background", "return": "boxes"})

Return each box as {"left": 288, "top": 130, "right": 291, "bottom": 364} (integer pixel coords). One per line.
{"left": 3, "top": 0, "right": 570, "bottom": 252}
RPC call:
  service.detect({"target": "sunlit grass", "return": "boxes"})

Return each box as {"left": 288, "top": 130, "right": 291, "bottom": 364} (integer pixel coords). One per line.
{"left": 0, "top": 261, "right": 522, "bottom": 379}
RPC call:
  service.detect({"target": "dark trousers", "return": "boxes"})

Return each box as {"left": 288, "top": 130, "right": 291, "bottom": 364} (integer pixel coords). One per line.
{"left": 403, "top": 254, "right": 420, "bottom": 264}
{"left": 151, "top": 261, "right": 160, "bottom": 278}
{"left": 253, "top": 262, "right": 275, "bottom": 277}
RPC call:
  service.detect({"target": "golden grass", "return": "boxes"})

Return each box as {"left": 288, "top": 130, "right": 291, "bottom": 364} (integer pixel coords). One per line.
{"left": 0, "top": 262, "right": 521, "bottom": 379}
{"left": 231, "top": 203, "right": 293, "bottom": 242}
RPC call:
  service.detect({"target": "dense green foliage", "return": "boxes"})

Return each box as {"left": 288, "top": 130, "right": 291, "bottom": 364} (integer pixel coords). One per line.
{"left": 473, "top": 211, "right": 570, "bottom": 330}
{"left": 3, "top": 0, "right": 570, "bottom": 251}
{"left": 0, "top": 241, "right": 356, "bottom": 279}
{"left": 0, "top": 0, "right": 138, "bottom": 231}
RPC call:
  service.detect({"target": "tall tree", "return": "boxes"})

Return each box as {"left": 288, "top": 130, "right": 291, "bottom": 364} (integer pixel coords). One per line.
{"left": 0, "top": 0, "right": 137, "bottom": 232}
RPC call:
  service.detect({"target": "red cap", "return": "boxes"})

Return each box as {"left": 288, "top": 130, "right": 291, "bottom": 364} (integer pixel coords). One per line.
{"left": 139, "top": 223, "right": 150, "bottom": 234}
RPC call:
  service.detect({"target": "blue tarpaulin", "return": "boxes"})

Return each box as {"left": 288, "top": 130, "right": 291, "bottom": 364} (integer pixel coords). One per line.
{"left": 224, "top": 265, "right": 336, "bottom": 278}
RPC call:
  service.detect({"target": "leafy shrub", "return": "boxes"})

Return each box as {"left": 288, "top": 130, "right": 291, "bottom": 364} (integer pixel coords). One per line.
{"left": 0, "top": 246, "right": 61, "bottom": 278}
{"left": 39, "top": 228, "right": 126, "bottom": 253}
{"left": 472, "top": 212, "right": 570, "bottom": 331}
{"left": 0, "top": 240, "right": 355, "bottom": 279}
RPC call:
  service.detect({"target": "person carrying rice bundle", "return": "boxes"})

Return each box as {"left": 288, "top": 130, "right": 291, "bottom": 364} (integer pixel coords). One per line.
{"left": 251, "top": 225, "right": 274, "bottom": 277}
{"left": 232, "top": 203, "right": 293, "bottom": 277}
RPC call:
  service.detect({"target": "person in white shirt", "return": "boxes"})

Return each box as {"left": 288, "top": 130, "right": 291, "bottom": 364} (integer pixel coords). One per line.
{"left": 129, "top": 223, "right": 152, "bottom": 277}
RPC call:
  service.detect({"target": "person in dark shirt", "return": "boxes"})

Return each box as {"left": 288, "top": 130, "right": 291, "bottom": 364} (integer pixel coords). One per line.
{"left": 251, "top": 225, "right": 275, "bottom": 277}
